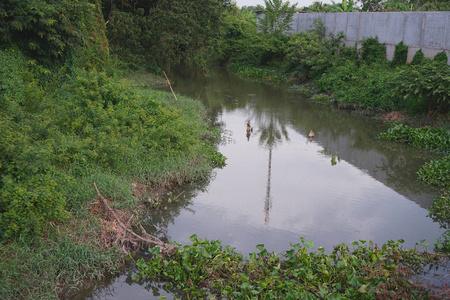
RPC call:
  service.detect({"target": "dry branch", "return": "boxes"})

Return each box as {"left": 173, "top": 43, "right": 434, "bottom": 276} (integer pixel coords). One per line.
{"left": 93, "top": 183, "right": 176, "bottom": 256}
{"left": 163, "top": 71, "right": 178, "bottom": 101}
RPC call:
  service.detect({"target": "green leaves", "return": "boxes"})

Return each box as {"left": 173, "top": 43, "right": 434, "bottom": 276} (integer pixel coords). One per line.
{"left": 392, "top": 61, "right": 450, "bottom": 114}
{"left": 379, "top": 123, "right": 450, "bottom": 155}
{"left": 258, "top": 0, "right": 296, "bottom": 36}
{"left": 134, "top": 236, "right": 439, "bottom": 299}
{"left": 105, "top": 0, "right": 225, "bottom": 69}
{"left": 0, "top": 0, "right": 106, "bottom": 67}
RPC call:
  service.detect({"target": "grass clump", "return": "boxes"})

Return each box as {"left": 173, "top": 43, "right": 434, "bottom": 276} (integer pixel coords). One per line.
{"left": 0, "top": 218, "right": 122, "bottom": 299}
{"left": 133, "top": 235, "right": 445, "bottom": 299}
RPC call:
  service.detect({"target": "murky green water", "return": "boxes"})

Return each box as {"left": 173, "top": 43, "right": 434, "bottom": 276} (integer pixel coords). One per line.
{"left": 79, "top": 67, "right": 445, "bottom": 299}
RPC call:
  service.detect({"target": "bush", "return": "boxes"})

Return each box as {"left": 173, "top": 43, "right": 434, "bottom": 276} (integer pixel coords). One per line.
{"left": 285, "top": 31, "right": 346, "bottom": 80}
{"left": 434, "top": 51, "right": 448, "bottom": 64}
{"left": 393, "top": 61, "right": 450, "bottom": 114}
{"left": 0, "top": 174, "right": 69, "bottom": 238}
{"left": 0, "top": 0, "right": 108, "bottom": 68}
{"left": 318, "top": 62, "right": 396, "bottom": 110}
{"left": 360, "top": 36, "right": 386, "bottom": 64}
{"left": 0, "top": 60, "right": 222, "bottom": 238}
{"left": 391, "top": 41, "right": 408, "bottom": 67}
{"left": 410, "top": 49, "right": 425, "bottom": 65}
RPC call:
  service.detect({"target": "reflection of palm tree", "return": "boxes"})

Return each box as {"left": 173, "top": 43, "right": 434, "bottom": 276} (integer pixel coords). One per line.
{"left": 264, "top": 149, "right": 272, "bottom": 225}
{"left": 257, "top": 114, "right": 290, "bottom": 225}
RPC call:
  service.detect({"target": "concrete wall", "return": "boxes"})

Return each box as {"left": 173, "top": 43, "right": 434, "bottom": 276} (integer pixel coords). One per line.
{"left": 285, "top": 12, "right": 450, "bottom": 64}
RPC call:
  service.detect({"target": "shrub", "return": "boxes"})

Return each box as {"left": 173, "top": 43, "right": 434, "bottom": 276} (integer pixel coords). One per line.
{"left": 391, "top": 41, "right": 408, "bottom": 67}
{"left": 0, "top": 173, "right": 69, "bottom": 238}
{"left": 285, "top": 31, "right": 346, "bottom": 80}
{"left": 410, "top": 49, "right": 425, "bottom": 65}
{"left": 393, "top": 61, "right": 450, "bottom": 114}
{"left": 318, "top": 62, "right": 396, "bottom": 110}
{"left": 434, "top": 51, "right": 448, "bottom": 64}
{"left": 360, "top": 36, "right": 386, "bottom": 64}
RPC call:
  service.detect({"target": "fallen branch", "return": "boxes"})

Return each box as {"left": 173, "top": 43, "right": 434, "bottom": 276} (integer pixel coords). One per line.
{"left": 93, "top": 183, "right": 176, "bottom": 256}
{"left": 163, "top": 71, "right": 178, "bottom": 101}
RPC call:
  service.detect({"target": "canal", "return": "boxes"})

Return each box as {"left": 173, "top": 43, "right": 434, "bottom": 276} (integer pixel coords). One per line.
{"left": 80, "top": 67, "right": 445, "bottom": 299}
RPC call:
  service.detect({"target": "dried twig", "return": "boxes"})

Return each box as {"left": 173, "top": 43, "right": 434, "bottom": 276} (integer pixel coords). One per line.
{"left": 93, "top": 183, "right": 176, "bottom": 256}
{"left": 163, "top": 71, "right": 178, "bottom": 101}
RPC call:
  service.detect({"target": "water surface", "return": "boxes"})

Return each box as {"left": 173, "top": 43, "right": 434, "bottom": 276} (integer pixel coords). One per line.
{"left": 81, "top": 67, "right": 445, "bottom": 299}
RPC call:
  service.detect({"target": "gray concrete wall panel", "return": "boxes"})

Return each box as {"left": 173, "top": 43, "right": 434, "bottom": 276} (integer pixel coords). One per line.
{"left": 423, "top": 13, "right": 447, "bottom": 48}
{"left": 288, "top": 12, "right": 449, "bottom": 62}
{"left": 325, "top": 13, "right": 336, "bottom": 36}
{"left": 446, "top": 14, "right": 450, "bottom": 50}
{"left": 385, "top": 13, "right": 405, "bottom": 45}
{"left": 335, "top": 13, "right": 348, "bottom": 34}
{"left": 345, "top": 13, "right": 360, "bottom": 42}
{"left": 404, "top": 13, "right": 423, "bottom": 47}
{"left": 371, "top": 13, "right": 389, "bottom": 43}
{"left": 359, "top": 13, "right": 374, "bottom": 40}
{"left": 385, "top": 44, "right": 395, "bottom": 60}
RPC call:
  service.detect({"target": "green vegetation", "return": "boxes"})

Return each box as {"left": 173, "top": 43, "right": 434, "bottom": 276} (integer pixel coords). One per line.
{"left": 379, "top": 124, "right": 450, "bottom": 155}
{"left": 1, "top": 0, "right": 226, "bottom": 298}
{"left": 1, "top": 0, "right": 449, "bottom": 298}
{"left": 134, "top": 235, "right": 444, "bottom": 299}
{"left": 308, "top": 0, "right": 450, "bottom": 12}
{"left": 101, "top": 0, "right": 228, "bottom": 70}
{"left": 257, "top": 0, "right": 296, "bottom": 36}
{"left": 0, "top": 48, "right": 224, "bottom": 297}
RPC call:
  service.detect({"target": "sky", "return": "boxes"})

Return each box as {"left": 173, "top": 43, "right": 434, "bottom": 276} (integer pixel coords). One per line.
{"left": 234, "top": 0, "right": 334, "bottom": 9}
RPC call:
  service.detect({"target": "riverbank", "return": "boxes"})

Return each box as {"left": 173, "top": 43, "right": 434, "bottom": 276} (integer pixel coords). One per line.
{"left": 0, "top": 54, "right": 224, "bottom": 298}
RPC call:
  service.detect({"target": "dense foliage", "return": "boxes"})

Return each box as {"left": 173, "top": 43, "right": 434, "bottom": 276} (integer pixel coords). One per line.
{"left": 0, "top": 49, "right": 223, "bottom": 239}
{"left": 1, "top": 0, "right": 449, "bottom": 297}
{"left": 379, "top": 124, "right": 450, "bottom": 155}
{"left": 0, "top": 0, "right": 108, "bottom": 68}
{"left": 101, "top": 0, "right": 229, "bottom": 69}
{"left": 134, "top": 235, "right": 444, "bottom": 299}
{"left": 308, "top": 0, "right": 450, "bottom": 11}
{"left": 257, "top": 0, "right": 296, "bottom": 36}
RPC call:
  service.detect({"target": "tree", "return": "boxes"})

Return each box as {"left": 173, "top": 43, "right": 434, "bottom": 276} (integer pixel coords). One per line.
{"left": 257, "top": 0, "right": 297, "bottom": 36}
{"left": 0, "top": 0, "right": 108, "bottom": 67}
{"left": 103, "top": 0, "right": 226, "bottom": 69}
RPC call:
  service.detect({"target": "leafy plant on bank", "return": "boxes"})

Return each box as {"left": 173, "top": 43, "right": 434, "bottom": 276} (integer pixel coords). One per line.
{"left": 360, "top": 36, "right": 386, "bottom": 65}
{"left": 0, "top": 0, "right": 108, "bottom": 68}
{"left": 379, "top": 123, "right": 450, "bottom": 155}
{"left": 391, "top": 41, "right": 408, "bottom": 67}
{"left": 134, "top": 235, "right": 443, "bottom": 299}
{"left": 0, "top": 49, "right": 224, "bottom": 239}
{"left": 285, "top": 30, "right": 350, "bottom": 81}
{"left": 392, "top": 60, "right": 450, "bottom": 115}
{"left": 410, "top": 49, "right": 426, "bottom": 65}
